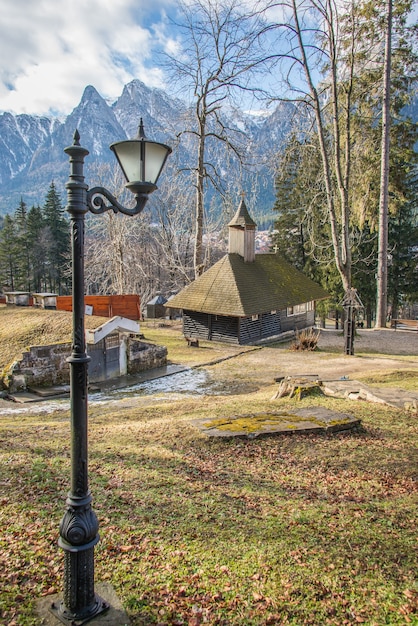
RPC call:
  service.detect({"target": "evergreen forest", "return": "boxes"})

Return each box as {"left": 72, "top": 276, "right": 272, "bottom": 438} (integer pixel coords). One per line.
{"left": 0, "top": 183, "right": 71, "bottom": 295}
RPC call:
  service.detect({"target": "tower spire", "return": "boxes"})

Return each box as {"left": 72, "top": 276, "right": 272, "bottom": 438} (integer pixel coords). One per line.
{"left": 228, "top": 195, "right": 256, "bottom": 262}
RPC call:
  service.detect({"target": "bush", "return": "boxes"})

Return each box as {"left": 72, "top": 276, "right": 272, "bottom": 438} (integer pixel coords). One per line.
{"left": 290, "top": 327, "right": 320, "bottom": 351}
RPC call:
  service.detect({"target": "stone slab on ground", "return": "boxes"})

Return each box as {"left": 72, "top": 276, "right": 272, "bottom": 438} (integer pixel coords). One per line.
{"left": 193, "top": 406, "right": 360, "bottom": 438}
{"left": 322, "top": 380, "right": 418, "bottom": 412}
{"left": 6, "top": 390, "right": 69, "bottom": 403}
{"left": 36, "top": 583, "right": 130, "bottom": 625}
{"left": 28, "top": 385, "right": 70, "bottom": 397}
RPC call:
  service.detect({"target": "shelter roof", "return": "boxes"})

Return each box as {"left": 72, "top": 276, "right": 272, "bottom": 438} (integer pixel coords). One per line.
{"left": 168, "top": 253, "right": 329, "bottom": 317}
{"left": 85, "top": 316, "right": 139, "bottom": 344}
{"left": 147, "top": 295, "right": 167, "bottom": 305}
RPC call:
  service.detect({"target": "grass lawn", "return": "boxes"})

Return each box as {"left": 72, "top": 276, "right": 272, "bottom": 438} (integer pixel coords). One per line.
{"left": 0, "top": 313, "right": 417, "bottom": 624}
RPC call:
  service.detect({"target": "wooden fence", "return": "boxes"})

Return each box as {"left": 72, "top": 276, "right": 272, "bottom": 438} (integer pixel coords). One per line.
{"left": 56, "top": 294, "right": 141, "bottom": 320}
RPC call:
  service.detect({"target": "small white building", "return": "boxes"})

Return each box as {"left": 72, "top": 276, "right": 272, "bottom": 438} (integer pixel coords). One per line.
{"left": 86, "top": 316, "right": 140, "bottom": 381}
{"left": 32, "top": 293, "right": 57, "bottom": 309}
{"left": 4, "top": 292, "right": 31, "bottom": 306}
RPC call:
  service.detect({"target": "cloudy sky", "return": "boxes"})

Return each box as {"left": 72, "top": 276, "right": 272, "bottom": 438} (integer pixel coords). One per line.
{"left": 0, "top": 0, "right": 178, "bottom": 117}
{"left": 2, "top": 1, "right": 414, "bottom": 119}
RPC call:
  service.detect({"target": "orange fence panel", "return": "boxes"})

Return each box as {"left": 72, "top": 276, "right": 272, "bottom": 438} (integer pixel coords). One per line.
{"left": 56, "top": 295, "right": 141, "bottom": 320}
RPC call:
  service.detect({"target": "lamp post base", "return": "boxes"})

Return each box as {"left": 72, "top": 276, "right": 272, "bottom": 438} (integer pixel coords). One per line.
{"left": 37, "top": 583, "right": 130, "bottom": 625}
{"left": 50, "top": 594, "right": 109, "bottom": 625}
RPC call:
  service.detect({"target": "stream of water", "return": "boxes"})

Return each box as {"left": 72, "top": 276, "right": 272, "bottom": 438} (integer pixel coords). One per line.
{"left": 0, "top": 368, "right": 211, "bottom": 416}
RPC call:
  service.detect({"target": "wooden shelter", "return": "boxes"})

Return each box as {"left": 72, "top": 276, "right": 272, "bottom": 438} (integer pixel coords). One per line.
{"left": 32, "top": 293, "right": 57, "bottom": 309}
{"left": 4, "top": 292, "right": 32, "bottom": 306}
{"left": 146, "top": 294, "right": 167, "bottom": 319}
{"left": 168, "top": 198, "right": 328, "bottom": 345}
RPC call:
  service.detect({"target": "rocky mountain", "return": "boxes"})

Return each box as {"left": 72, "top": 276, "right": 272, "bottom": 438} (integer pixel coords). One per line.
{"left": 0, "top": 80, "right": 295, "bottom": 217}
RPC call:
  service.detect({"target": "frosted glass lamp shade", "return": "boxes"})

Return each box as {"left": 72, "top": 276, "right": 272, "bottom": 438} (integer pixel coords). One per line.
{"left": 110, "top": 134, "right": 171, "bottom": 186}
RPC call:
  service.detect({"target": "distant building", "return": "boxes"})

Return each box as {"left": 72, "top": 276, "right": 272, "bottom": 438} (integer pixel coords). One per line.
{"left": 168, "top": 198, "right": 328, "bottom": 345}
{"left": 4, "top": 292, "right": 32, "bottom": 306}
{"left": 146, "top": 294, "right": 167, "bottom": 319}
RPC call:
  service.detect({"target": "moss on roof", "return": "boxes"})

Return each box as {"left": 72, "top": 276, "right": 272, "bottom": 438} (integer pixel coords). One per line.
{"left": 168, "top": 253, "right": 329, "bottom": 317}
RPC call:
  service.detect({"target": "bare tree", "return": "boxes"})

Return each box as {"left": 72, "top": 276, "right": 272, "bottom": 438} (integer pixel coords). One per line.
{"left": 147, "top": 168, "right": 196, "bottom": 291}
{"left": 375, "top": 0, "right": 392, "bottom": 328}
{"left": 83, "top": 161, "right": 221, "bottom": 307}
{"left": 260, "top": 0, "right": 378, "bottom": 292}
{"left": 164, "top": 0, "right": 270, "bottom": 277}
{"left": 84, "top": 162, "right": 137, "bottom": 295}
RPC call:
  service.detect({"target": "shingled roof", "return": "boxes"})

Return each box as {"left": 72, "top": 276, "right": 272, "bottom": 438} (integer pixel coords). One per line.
{"left": 168, "top": 253, "right": 329, "bottom": 317}
{"left": 228, "top": 197, "right": 257, "bottom": 228}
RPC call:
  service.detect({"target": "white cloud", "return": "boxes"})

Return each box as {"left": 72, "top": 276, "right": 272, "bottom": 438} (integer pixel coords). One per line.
{"left": 0, "top": 0, "right": 175, "bottom": 116}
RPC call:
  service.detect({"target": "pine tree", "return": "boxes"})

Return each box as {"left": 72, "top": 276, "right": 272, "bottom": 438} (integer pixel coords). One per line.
{"left": 351, "top": 223, "right": 378, "bottom": 327}
{"left": 273, "top": 133, "right": 340, "bottom": 282}
{"left": 42, "top": 182, "right": 70, "bottom": 294}
{"left": 0, "top": 215, "right": 18, "bottom": 291}
{"left": 27, "top": 204, "right": 47, "bottom": 292}
{"left": 386, "top": 117, "right": 418, "bottom": 317}
{"left": 271, "top": 0, "right": 417, "bottom": 323}
{"left": 14, "top": 198, "right": 31, "bottom": 291}
{"left": 388, "top": 204, "right": 418, "bottom": 318}
{"left": 273, "top": 136, "right": 310, "bottom": 271}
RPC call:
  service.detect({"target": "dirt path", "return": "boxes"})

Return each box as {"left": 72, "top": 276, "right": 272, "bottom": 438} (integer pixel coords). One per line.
{"left": 313, "top": 327, "right": 418, "bottom": 380}
{"left": 317, "top": 326, "right": 418, "bottom": 357}
{"left": 202, "top": 328, "right": 418, "bottom": 391}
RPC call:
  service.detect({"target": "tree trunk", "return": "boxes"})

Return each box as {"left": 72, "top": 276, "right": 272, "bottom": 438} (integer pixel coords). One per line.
{"left": 194, "top": 115, "right": 206, "bottom": 278}
{"left": 292, "top": 0, "right": 351, "bottom": 293}
{"left": 375, "top": 0, "right": 392, "bottom": 328}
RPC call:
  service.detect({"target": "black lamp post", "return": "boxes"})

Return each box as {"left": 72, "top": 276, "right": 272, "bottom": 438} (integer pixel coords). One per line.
{"left": 50, "top": 121, "right": 171, "bottom": 625}
{"left": 341, "top": 288, "right": 364, "bottom": 356}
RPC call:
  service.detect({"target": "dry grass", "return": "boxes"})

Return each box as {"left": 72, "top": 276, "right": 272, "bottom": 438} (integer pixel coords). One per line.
{"left": 0, "top": 305, "right": 109, "bottom": 373}
{"left": 1, "top": 307, "right": 418, "bottom": 624}
{"left": 0, "top": 308, "right": 418, "bottom": 626}
{"left": 1, "top": 385, "right": 417, "bottom": 625}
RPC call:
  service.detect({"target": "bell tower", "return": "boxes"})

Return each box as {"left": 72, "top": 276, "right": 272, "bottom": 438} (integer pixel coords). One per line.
{"left": 228, "top": 195, "right": 257, "bottom": 262}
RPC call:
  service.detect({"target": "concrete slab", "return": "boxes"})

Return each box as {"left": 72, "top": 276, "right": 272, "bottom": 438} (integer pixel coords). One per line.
{"left": 8, "top": 391, "right": 70, "bottom": 403}
{"left": 28, "top": 385, "right": 70, "bottom": 397}
{"left": 193, "top": 406, "right": 360, "bottom": 438}
{"left": 7, "top": 388, "right": 70, "bottom": 403}
{"left": 36, "top": 583, "right": 130, "bottom": 625}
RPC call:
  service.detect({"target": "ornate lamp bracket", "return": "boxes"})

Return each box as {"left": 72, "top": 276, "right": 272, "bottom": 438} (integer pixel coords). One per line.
{"left": 87, "top": 182, "right": 157, "bottom": 217}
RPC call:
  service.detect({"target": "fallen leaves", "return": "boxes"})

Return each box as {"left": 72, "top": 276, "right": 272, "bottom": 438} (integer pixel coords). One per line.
{"left": 1, "top": 372, "right": 418, "bottom": 625}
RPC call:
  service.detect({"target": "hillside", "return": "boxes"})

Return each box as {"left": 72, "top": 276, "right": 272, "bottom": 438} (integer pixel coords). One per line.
{"left": 0, "top": 306, "right": 109, "bottom": 373}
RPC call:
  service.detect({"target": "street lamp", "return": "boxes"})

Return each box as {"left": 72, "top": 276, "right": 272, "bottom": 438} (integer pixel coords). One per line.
{"left": 50, "top": 121, "right": 171, "bottom": 625}
{"left": 341, "top": 288, "right": 364, "bottom": 356}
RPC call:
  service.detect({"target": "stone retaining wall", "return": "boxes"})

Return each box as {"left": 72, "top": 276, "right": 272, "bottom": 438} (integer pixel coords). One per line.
{"left": 4, "top": 342, "right": 72, "bottom": 392}
{"left": 127, "top": 338, "right": 167, "bottom": 374}
{"left": 3, "top": 337, "right": 167, "bottom": 393}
